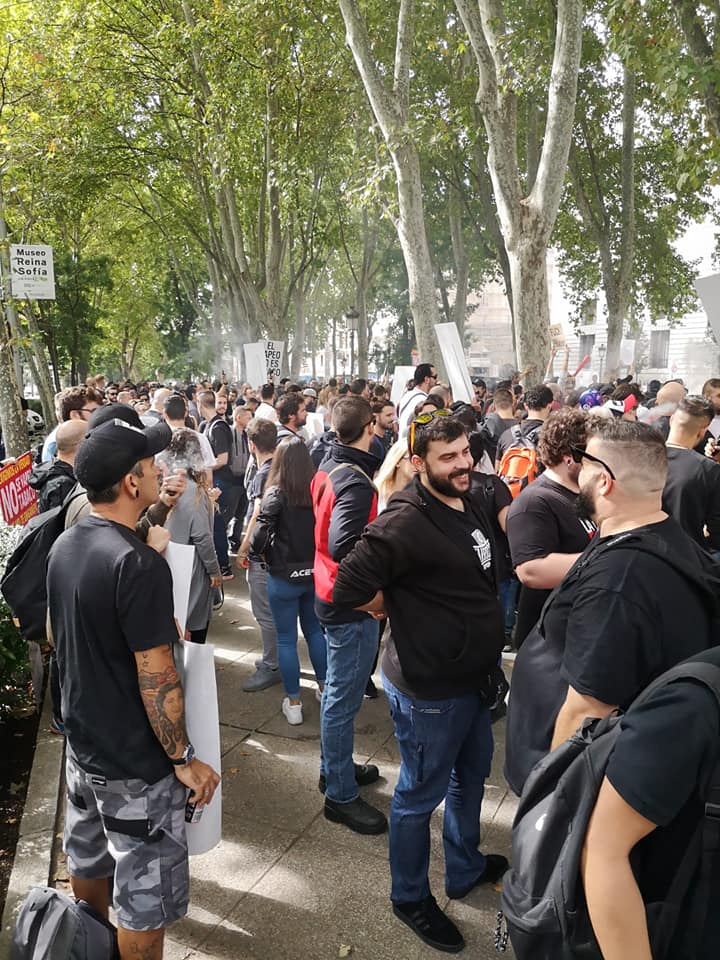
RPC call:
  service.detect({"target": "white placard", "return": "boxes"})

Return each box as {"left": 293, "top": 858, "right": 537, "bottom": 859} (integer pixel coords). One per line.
{"left": 619, "top": 338, "right": 635, "bottom": 367}
{"left": 264, "top": 340, "right": 285, "bottom": 379}
{"left": 304, "top": 411, "right": 325, "bottom": 436}
{"left": 177, "top": 640, "right": 222, "bottom": 855}
{"left": 434, "top": 322, "right": 473, "bottom": 404}
{"left": 164, "top": 541, "right": 194, "bottom": 637}
{"left": 243, "top": 342, "right": 267, "bottom": 388}
{"left": 390, "top": 366, "right": 417, "bottom": 406}
{"left": 10, "top": 244, "right": 56, "bottom": 299}
{"left": 695, "top": 274, "right": 720, "bottom": 345}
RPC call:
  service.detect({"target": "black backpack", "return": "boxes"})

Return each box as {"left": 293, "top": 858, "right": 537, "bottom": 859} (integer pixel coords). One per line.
{"left": 499, "top": 655, "right": 720, "bottom": 960}
{"left": 0, "top": 484, "right": 85, "bottom": 642}
{"left": 11, "top": 886, "right": 118, "bottom": 960}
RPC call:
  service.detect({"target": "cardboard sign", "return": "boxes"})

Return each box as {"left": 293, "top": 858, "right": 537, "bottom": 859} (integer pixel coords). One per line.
{"left": 549, "top": 324, "right": 566, "bottom": 347}
{"left": 434, "top": 323, "right": 473, "bottom": 404}
{"left": 243, "top": 342, "right": 267, "bottom": 388}
{"left": 0, "top": 452, "right": 38, "bottom": 525}
{"left": 694, "top": 274, "right": 720, "bottom": 345}
{"left": 10, "top": 244, "right": 56, "bottom": 299}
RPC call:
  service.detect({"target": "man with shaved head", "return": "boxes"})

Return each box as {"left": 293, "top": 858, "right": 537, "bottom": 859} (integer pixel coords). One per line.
{"left": 29, "top": 420, "right": 87, "bottom": 512}
{"left": 505, "top": 417, "right": 720, "bottom": 795}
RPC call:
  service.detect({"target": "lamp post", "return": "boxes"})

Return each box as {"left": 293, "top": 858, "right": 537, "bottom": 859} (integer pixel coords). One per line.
{"left": 598, "top": 343, "right": 606, "bottom": 382}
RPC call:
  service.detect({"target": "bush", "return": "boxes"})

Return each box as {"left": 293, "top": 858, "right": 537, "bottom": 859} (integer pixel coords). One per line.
{"left": 0, "top": 521, "right": 31, "bottom": 716}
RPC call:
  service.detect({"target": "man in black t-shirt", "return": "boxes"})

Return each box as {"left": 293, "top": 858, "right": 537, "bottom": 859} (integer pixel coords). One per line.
{"left": 583, "top": 648, "right": 720, "bottom": 959}
{"left": 47, "top": 418, "right": 220, "bottom": 960}
{"left": 505, "top": 417, "right": 718, "bottom": 795}
{"left": 198, "top": 389, "right": 234, "bottom": 579}
{"left": 481, "top": 387, "right": 516, "bottom": 465}
{"left": 663, "top": 395, "right": 720, "bottom": 552}
{"left": 505, "top": 408, "right": 596, "bottom": 648}
{"left": 495, "top": 383, "right": 553, "bottom": 465}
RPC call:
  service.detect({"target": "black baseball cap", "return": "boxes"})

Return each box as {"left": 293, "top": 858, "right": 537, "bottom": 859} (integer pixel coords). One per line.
{"left": 75, "top": 418, "right": 171, "bottom": 490}
{"left": 88, "top": 402, "right": 143, "bottom": 430}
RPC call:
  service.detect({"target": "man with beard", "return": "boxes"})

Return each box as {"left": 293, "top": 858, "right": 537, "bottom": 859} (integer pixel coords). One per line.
{"left": 333, "top": 413, "right": 508, "bottom": 954}
{"left": 505, "top": 417, "right": 720, "bottom": 796}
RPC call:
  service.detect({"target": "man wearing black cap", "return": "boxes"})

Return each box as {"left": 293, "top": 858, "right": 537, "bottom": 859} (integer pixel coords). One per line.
{"left": 47, "top": 419, "right": 220, "bottom": 960}
{"left": 63, "top": 403, "right": 185, "bottom": 537}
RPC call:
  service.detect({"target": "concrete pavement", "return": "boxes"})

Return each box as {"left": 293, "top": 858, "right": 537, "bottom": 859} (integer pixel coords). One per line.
{"left": 161, "top": 572, "right": 519, "bottom": 960}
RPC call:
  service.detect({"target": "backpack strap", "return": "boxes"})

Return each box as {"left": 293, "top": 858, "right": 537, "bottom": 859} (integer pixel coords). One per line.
{"left": 315, "top": 461, "right": 377, "bottom": 501}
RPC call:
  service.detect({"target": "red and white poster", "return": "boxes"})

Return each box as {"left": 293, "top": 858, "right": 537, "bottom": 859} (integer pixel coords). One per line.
{"left": 0, "top": 452, "right": 38, "bottom": 526}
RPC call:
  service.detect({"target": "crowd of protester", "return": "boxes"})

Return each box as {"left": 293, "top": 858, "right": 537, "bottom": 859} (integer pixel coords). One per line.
{"left": 14, "top": 356, "right": 720, "bottom": 959}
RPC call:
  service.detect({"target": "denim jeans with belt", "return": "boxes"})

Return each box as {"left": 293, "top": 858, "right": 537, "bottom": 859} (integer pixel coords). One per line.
{"left": 320, "top": 617, "right": 378, "bottom": 803}
{"left": 266, "top": 574, "right": 327, "bottom": 698}
{"left": 382, "top": 672, "right": 494, "bottom": 904}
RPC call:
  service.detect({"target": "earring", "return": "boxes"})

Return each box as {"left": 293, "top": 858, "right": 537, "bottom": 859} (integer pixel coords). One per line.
{"left": 135, "top": 489, "right": 140, "bottom": 499}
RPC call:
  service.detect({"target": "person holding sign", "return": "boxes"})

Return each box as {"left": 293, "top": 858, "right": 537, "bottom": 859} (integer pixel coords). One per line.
{"left": 47, "top": 418, "right": 220, "bottom": 960}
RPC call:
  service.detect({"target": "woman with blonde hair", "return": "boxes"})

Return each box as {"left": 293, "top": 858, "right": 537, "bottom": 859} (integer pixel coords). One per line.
{"left": 375, "top": 439, "right": 416, "bottom": 512}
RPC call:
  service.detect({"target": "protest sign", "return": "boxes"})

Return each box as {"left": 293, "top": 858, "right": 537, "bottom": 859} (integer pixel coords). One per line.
{"left": 243, "top": 342, "right": 267, "bottom": 388}
{"left": 695, "top": 274, "right": 720, "bottom": 345}
{"left": 434, "top": 323, "right": 473, "bottom": 404}
{"left": 264, "top": 340, "right": 285, "bottom": 379}
{"left": 0, "top": 453, "right": 38, "bottom": 526}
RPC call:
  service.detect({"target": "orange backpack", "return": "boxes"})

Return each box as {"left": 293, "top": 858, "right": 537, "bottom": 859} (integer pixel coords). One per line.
{"left": 497, "top": 426, "right": 541, "bottom": 498}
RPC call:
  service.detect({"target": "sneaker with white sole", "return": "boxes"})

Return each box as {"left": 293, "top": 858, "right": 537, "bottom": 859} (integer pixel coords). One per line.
{"left": 282, "top": 697, "right": 303, "bottom": 725}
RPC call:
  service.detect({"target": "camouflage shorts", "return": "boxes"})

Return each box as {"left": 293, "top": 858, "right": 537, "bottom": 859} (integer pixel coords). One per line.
{"left": 64, "top": 754, "right": 189, "bottom": 931}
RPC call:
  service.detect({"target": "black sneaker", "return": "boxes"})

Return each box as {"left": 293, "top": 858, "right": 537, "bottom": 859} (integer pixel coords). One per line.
{"left": 364, "top": 677, "right": 379, "bottom": 699}
{"left": 324, "top": 796, "right": 387, "bottom": 835}
{"left": 221, "top": 565, "right": 234, "bottom": 581}
{"left": 393, "top": 896, "right": 465, "bottom": 953}
{"left": 318, "top": 762, "right": 380, "bottom": 794}
{"left": 445, "top": 854, "right": 509, "bottom": 899}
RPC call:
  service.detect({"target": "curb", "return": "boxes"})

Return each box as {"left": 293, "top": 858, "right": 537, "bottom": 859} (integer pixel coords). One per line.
{"left": 0, "top": 682, "right": 64, "bottom": 950}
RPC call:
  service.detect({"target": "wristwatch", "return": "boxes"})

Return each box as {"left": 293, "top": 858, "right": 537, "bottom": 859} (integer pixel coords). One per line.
{"left": 171, "top": 742, "right": 195, "bottom": 766}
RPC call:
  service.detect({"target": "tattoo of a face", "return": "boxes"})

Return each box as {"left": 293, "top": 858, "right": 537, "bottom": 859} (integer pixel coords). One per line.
{"left": 137, "top": 657, "right": 188, "bottom": 759}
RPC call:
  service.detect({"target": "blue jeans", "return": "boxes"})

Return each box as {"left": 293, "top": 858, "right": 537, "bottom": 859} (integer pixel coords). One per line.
{"left": 320, "top": 617, "right": 379, "bottom": 803}
{"left": 499, "top": 577, "right": 519, "bottom": 638}
{"left": 212, "top": 475, "right": 230, "bottom": 568}
{"left": 266, "top": 575, "right": 327, "bottom": 697}
{"left": 382, "top": 672, "right": 494, "bottom": 904}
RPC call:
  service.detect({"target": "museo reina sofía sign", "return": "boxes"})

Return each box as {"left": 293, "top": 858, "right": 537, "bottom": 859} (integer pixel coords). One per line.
{"left": 9, "top": 244, "right": 56, "bottom": 299}
{"left": 0, "top": 453, "right": 38, "bottom": 526}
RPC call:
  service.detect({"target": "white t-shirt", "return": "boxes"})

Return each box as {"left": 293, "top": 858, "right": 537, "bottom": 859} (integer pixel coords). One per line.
{"left": 196, "top": 430, "right": 216, "bottom": 469}
{"left": 254, "top": 402, "right": 278, "bottom": 422}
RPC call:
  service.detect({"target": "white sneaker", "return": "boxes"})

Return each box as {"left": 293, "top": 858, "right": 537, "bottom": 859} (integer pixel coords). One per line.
{"left": 282, "top": 697, "right": 303, "bottom": 725}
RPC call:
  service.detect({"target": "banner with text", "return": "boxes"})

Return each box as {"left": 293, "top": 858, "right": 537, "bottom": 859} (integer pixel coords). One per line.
{"left": 434, "top": 323, "right": 473, "bottom": 404}
{"left": 0, "top": 453, "right": 38, "bottom": 525}
{"left": 10, "top": 245, "right": 56, "bottom": 299}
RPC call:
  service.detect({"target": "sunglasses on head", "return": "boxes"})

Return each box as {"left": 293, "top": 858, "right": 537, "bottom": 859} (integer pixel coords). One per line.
{"left": 570, "top": 445, "right": 616, "bottom": 480}
{"left": 408, "top": 409, "right": 452, "bottom": 457}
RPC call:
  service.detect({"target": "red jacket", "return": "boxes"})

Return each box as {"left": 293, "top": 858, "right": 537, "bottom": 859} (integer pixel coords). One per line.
{"left": 311, "top": 441, "right": 378, "bottom": 624}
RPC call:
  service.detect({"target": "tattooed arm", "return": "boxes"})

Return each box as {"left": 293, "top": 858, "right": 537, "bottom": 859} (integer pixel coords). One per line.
{"left": 134, "top": 644, "right": 221, "bottom": 803}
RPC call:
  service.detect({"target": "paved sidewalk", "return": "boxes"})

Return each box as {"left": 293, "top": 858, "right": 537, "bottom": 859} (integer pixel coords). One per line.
{"left": 44, "top": 572, "right": 517, "bottom": 960}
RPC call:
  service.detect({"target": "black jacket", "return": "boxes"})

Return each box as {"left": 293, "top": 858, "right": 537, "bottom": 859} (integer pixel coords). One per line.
{"left": 28, "top": 460, "right": 77, "bottom": 513}
{"left": 249, "top": 484, "right": 315, "bottom": 582}
{"left": 333, "top": 477, "right": 504, "bottom": 698}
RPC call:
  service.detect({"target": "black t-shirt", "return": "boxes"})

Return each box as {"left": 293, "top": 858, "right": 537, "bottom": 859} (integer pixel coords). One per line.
{"left": 483, "top": 413, "right": 517, "bottom": 463}
{"left": 204, "top": 414, "right": 233, "bottom": 483}
{"left": 505, "top": 517, "right": 715, "bottom": 794}
{"left": 607, "top": 677, "right": 720, "bottom": 958}
{"left": 496, "top": 417, "right": 544, "bottom": 462}
{"left": 47, "top": 515, "right": 179, "bottom": 783}
{"left": 506, "top": 473, "right": 596, "bottom": 645}
{"left": 662, "top": 447, "right": 720, "bottom": 550}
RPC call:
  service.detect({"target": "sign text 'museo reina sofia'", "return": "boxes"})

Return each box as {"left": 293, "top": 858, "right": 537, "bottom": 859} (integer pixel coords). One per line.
{"left": 9, "top": 244, "right": 56, "bottom": 300}
{"left": 0, "top": 453, "right": 38, "bottom": 526}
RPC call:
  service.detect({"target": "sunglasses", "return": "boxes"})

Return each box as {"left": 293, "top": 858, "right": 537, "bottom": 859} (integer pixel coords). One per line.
{"left": 408, "top": 409, "right": 452, "bottom": 456}
{"left": 570, "top": 445, "right": 616, "bottom": 480}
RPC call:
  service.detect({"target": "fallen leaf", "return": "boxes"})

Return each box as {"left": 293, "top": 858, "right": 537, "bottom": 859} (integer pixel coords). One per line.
{"left": 339, "top": 946, "right": 352, "bottom": 958}
{"left": 493, "top": 881, "right": 503, "bottom": 893}
{"left": 229, "top": 767, "right": 240, "bottom": 775}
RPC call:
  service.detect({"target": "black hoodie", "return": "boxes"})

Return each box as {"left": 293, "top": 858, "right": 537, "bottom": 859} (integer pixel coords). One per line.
{"left": 332, "top": 477, "right": 504, "bottom": 699}
{"left": 28, "top": 459, "right": 76, "bottom": 513}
